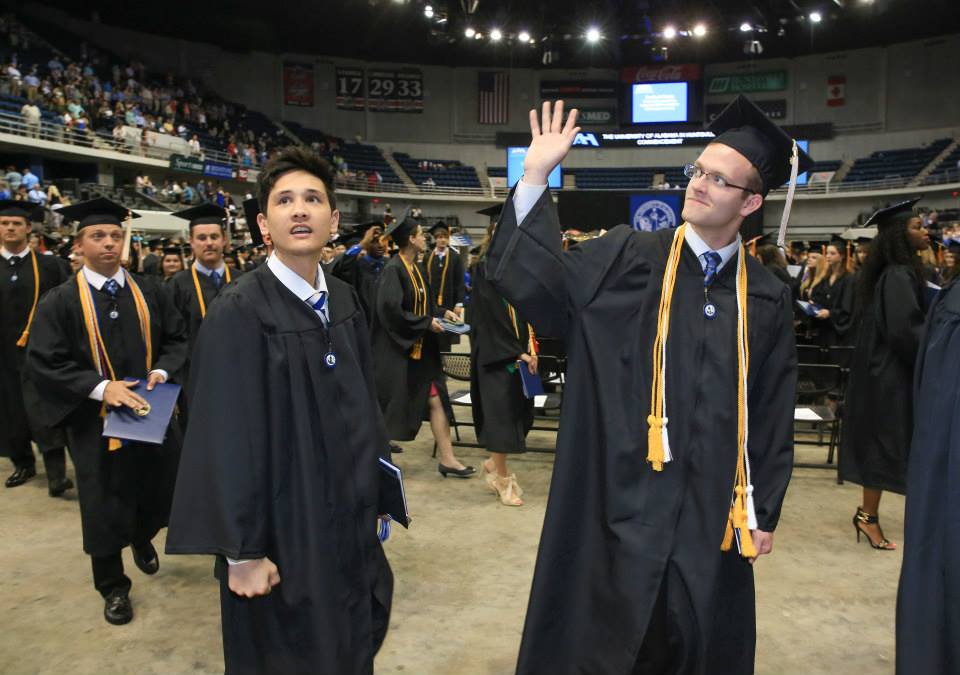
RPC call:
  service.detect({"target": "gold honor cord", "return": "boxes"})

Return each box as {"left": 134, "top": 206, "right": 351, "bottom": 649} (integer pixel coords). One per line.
{"left": 76, "top": 270, "right": 154, "bottom": 451}
{"left": 505, "top": 302, "right": 537, "bottom": 356}
{"left": 646, "top": 225, "right": 757, "bottom": 559}
{"left": 15, "top": 249, "right": 40, "bottom": 347}
{"left": 428, "top": 249, "right": 450, "bottom": 306}
{"left": 190, "top": 263, "right": 232, "bottom": 319}
{"left": 399, "top": 258, "right": 428, "bottom": 360}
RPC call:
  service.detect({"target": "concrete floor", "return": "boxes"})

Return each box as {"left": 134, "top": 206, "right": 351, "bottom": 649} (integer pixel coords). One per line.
{"left": 0, "top": 432, "right": 904, "bottom": 675}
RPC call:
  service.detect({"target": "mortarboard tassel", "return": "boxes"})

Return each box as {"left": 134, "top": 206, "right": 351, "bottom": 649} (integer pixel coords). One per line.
{"left": 776, "top": 141, "right": 800, "bottom": 251}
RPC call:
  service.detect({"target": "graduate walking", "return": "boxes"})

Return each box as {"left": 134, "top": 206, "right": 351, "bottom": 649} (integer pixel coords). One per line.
{"left": 488, "top": 97, "right": 801, "bottom": 675}
{"left": 166, "top": 147, "right": 394, "bottom": 675}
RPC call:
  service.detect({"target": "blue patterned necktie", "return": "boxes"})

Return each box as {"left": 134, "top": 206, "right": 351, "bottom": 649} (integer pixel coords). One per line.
{"left": 103, "top": 278, "right": 120, "bottom": 297}
{"left": 210, "top": 270, "right": 222, "bottom": 289}
{"left": 309, "top": 291, "right": 329, "bottom": 325}
{"left": 703, "top": 251, "right": 722, "bottom": 287}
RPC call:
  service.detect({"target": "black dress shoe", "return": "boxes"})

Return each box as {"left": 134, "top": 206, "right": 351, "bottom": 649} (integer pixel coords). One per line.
{"left": 132, "top": 542, "right": 159, "bottom": 575}
{"left": 48, "top": 477, "right": 74, "bottom": 497}
{"left": 389, "top": 442, "right": 403, "bottom": 454}
{"left": 437, "top": 463, "right": 476, "bottom": 478}
{"left": 5, "top": 466, "right": 36, "bottom": 488}
{"left": 103, "top": 590, "right": 133, "bottom": 625}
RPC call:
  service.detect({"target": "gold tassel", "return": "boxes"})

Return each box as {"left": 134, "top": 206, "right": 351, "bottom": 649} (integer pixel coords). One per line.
{"left": 15, "top": 250, "right": 40, "bottom": 347}
{"left": 646, "top": 415, "right": 665, "bottom": 472}
{"left": 721, "top": 510, "right": 735, "bottom": 551}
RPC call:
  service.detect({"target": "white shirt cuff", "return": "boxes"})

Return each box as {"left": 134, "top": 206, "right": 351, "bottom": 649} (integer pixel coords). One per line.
{"left": 89, "top": 380, "right": 109, "bottom": 401}
{"left": 512, "top": 178, "right": 548, "bottom": 227}
{"left": 226, "top": 557, "right": 260, "bottom": 566}
{"left": 149, "top": 369, "right": 168, "bottom": 383}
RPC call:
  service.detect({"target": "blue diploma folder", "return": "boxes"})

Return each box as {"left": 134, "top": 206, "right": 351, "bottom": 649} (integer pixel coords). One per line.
{"left": 102, "top": 380, "right": 181, "bottom": 445}
{"left": 439, "top": 319, "right": 471, "bottom": 335}
{"left": 795, "top": 300, "right": 823, "bottom": 318}
{"left": 378, "top": 457, "right": 410, "bottom": 528}
{"left": 516, "top": 361, "right": 545, "bottom": 398}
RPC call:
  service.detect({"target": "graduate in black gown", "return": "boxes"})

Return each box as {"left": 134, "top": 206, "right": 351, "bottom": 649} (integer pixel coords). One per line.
{"left": 0, "top": 201, "right": 72, "bottom": 495}
{"left": 24, "top": 197, "right": 188, "bottom": 626}
{"left": 809, "top": 237, "right": 856, "bottom": 351}
{"left": 160, "top": 246, "right": 185, "bottom": 282}
{"left": 488, "top": 97, "right": 801, "bottom": 675}
{"left": 333, "top": 220, "right": 388, "bottom": 324}
{"left": 896, "top": 276, "right": 960, "bottom": 675}
{"left": 425, "top": 222, "right": 466, "bottom": 350}
{"left": 371, "top": 217, "right": 474, "bottom": 477}
{"left": 166, "top": 147, "right": 393, "bottom": 675}
{"left": 469, "top": 221, "right": 535, "bottom": 506}
{"left": 840, "top": 199, "right": 930, "bottom": 551}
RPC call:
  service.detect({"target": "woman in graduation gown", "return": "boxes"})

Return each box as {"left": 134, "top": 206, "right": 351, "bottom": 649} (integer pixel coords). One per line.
{"left": 469, "top": 222, "right": 535, "bottom": 506}
{"left": 896, "top": 276, "right": 960, "bottom": 674}
{"left": 24, "top": 197, "right": 189, "bottom": 624}
{"left": 488, "top": 99, "right": 800, "bottom": 675}
{"left": 840, "top": 199, "right": 930, "bottom": 550}
{"left": 166, "top": 148, "right": 393, "bottom": 675}
{"left": 809, "top": 238, "right": 856, "bottom": 352}
{"left": 371, "top": 217, "right": 474, "bottom": 477}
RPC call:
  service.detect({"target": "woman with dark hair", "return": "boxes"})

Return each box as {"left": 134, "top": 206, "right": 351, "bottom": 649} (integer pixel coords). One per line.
{"left": 469, "top": 221, "right": 535, "bottom": 506}
{"left": 372, "top": 217, "right": 474, "bottom": 477}
{"left": 840, "top": 198, "right": 930, "bottom": 550}
{"left": 160, "top": 246, "right": 184, "bottom": 282}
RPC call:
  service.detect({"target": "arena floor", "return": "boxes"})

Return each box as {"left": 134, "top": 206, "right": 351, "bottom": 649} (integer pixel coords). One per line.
{"left": 1, "top": 432, "right": 902, "bottom": 675}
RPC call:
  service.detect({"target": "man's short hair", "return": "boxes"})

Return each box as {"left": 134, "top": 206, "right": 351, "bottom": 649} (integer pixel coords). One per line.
{"left": 256, "top": 146, "right": 337, "bottom": 215}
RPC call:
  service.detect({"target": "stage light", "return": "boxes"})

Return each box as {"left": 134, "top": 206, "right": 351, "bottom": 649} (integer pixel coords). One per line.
{"left": 518, "top": 30, "right": 531, "bottom": 43}
{"left": 490, "top": 28, "right": 502, "bottom": 42}
{"left": 424, "top": 5, "right": 434, "bottom": 18}
{"left": 693, "top": 23, "right": 707, "bottom": 37}
{"left": 586, "top": 27, "right": 601, "bottom": 43}
{"left": 809, "top": 11, "right": 823, "bottom": 23}
{"left": 740, "top": 22, "right": 753, "bottom": 32}
{"left": 464, "top": 26, "right": 476, "bottom": 38}
{"left": 474, "top": 31, "right": 483, "bottom": 40}
{"left": 663, "top": 25, "right": 677, "bottom": 39}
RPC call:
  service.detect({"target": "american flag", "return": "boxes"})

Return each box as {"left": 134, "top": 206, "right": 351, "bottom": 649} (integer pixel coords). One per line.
{"left": 478, "top": 71, "right": 509, "bottom": 125}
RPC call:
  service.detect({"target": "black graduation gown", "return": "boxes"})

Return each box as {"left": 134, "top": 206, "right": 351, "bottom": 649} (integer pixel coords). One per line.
{"left": 487, "top": 188, "right": 796, "bottom": 675}
{"left": 809, "top": 273, "right": 856, "bottom": 349}
{"left": 24, "top": 273, "right": 188, "bottom": 556}
{"left": 896, "top": 280, "right": 960, "bottom": 675}
{"left": 142, "top": 252, "right": 161, "bottom": 276}
{"left": 332, "top": 251, "right": 386, "bottom": 325}
{"left": 425, "top": 247, "right": 465, "bottom": 350}
{"left": 0, "top": 250, "right": 68, "bottom": 459}
{"left": 839, "top": 265, "right": 925, "bottom": 494}
{"left": 165, "top": 265, "right": 393, "bottom": 675}
{"left": 371, "top": 255, "right": 453, "bottom": 442}
{"left": 168, "top": 265, "right": 236, "bottom": 363}
{"left": 468, "top": 259, "right": 534, "bottom": 454}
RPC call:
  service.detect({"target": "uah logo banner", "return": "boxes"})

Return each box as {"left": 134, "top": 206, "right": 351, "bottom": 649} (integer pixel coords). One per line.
{"left": 630, "top": 194, "right": 681, "bottom": 232}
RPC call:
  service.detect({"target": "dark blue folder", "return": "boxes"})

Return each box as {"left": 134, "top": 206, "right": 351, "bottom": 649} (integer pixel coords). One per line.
{"left": 102, "top": 380, "right": 181, "bottom": 445}
{"left": 517, "top": 360, "right": 545, "bottom": 398}
{"left": 378, "top": 457, "right": 410, "bottom": 528}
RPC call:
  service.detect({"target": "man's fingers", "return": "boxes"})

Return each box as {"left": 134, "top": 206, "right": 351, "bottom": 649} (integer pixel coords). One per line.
{"left": 121, "top": 379, "right": 140, "bottom": 389}
{"left": 541, "top": 100, "right": 552, "bottom": 135}
{"left": 551, "top": 100, "right": 564, "bottom": 134}
{"left": 529, "top": 108, "right": 541, "bottom": 136}
{"left": 563, "top": 109, "right": 579, "bottom": 136}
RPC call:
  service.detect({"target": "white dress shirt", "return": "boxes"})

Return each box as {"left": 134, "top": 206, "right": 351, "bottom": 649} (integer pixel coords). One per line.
{"left": 82, "top": 266, "right": 167, "bottom": 401}
{"left": 194, "top": 260, "right": 227, "bottom": 278}
{"left": 0, "top": 246, "right": 28, "bottom": 261}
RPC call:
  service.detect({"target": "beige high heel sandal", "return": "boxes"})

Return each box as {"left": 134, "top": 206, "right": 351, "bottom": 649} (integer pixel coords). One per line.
{"left": 491, "top": 473, "right": 524, "bottom": 507}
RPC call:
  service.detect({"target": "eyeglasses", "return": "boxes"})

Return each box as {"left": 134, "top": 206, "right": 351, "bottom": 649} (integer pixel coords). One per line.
{"left": 683, "top": 164, "right": 756, "bottom": 194}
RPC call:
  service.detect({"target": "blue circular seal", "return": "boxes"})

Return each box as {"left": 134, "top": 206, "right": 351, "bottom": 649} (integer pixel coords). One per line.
{"left": 633, "top": 199, "right": 678, "bottom": 232}
{"left": 703, "top": 303, "right": 717, "bottom": 319}
{"left": 324, "top": 352, "right": 337, "bottom": 369}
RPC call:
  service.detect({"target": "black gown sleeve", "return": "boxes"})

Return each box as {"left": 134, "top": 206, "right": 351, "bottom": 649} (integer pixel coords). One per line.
{"left": 877, "top": 266, "right": 925, "bottom": 366}
{"left": 828, "top": 274, "right": 856, "bottom": 339}
{"left": 747, "top": 283, "right": 798, "bottom": 532}
{"left": 375, "top": 263, "right": 433, "bottom": 350}
{"left": 472, "top": 262, "right": 527, "bottom": 368}
{"left": 451, "top": 252, "right": 466, "bottom": 306}
{"left": 486, "top": 186, "right": 631, "bottom": 338}
{"left": 145, "top": 278, "right": 189, "bottom": 381}
{"left": 24, "top": 289, "right": 104, "bottom": 427}
{"left": 166, "top": 291, "right": 270, "bottom": 559}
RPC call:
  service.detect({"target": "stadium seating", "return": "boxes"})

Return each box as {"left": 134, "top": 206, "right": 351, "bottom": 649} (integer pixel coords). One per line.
{"left": 842, "top": 138, "right": 951, "bottom": 184}
{"left": 393, "top": 153, "right": 482, "bottom": 189}
{"left": 923, "top": 145, "right": 960, "bottom": 185}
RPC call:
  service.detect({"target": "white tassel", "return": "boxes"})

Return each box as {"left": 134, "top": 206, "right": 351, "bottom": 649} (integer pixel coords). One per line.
{"left": 746, "top": 486, "right": 758, "bottom": 530}
{"left": 661, "top": 418, "right": 672, "bottom": 463}
{"left": 776, "top": 140, "right": 800, "bottom": 250}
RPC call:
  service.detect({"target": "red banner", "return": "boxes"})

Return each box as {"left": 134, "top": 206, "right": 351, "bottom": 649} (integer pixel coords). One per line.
{"left": 827, "top": 75, "right": 846, "bottom": 108}
{"left": 621, "top": 64, "right": 702, "bottom": 83}
{"left": 283, "top": 63, "right": 314, "bottom": 107}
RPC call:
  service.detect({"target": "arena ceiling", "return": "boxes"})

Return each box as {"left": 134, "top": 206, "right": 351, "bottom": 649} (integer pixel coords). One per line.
{"left": 42, "top": 0, "right": 960, "bottom": 68}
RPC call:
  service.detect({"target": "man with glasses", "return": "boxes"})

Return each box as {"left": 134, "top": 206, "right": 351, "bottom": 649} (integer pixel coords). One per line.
{"left": 486, "top": 95, "right": 810, "bottom": 674}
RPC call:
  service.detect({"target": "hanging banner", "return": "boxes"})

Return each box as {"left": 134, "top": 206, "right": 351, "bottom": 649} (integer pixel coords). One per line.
{"left": 621, "top": 64, "right": 703, "bottom": 83}
{"left": 335, "top": 67, "right": 366, "bottom": 111}
{"left": 283, "top": 62, "right": 314, "bottom": 107}
{"left": 706, "top": 71, "right": 787, "bottom": 94}
{"left": 539, "top": 80, "right": 618, "bottom": 99}
{"left": 367, "top": 69, "right": 424, "bottom": 113}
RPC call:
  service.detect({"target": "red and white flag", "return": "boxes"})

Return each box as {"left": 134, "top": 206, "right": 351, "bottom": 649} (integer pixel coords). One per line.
{"left": 478, "top": 71, "right": 510, "bottom": 125}
{"left": 827, "top": 75, "right": 846, "bottom": 108}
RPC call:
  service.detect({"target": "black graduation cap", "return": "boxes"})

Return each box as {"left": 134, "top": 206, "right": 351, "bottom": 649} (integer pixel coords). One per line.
{"left": 0, "top": 199, "right": 42, "bottom": 221}
{"left": 789, "top": 241, "right": 808, "bottom": 252}
{"left": 162, "top": 245, "right": 184, "bottom": 256}
{"left": 57, "top": 197, "right": 139, "bottom": 230}
{"left": 147, "top": 237, "right": 169, "bottom": 248}
{"left": 242, "top": 197, "right": 264, "bottom": 247}
{"left": 476, "top": 204, "right": 502, "bottom": 219}
{"left": 863, "top": 198, "right": 921, "bottom": 230}
{"left": 428, "top": 221, "right": 451, "bottom": 236}
{"left": 947, "top": 240, "right": 960, "bottom": 255}
{"left": 708, "top": 95, "right": 814, "bottom": 196}
{"left": 337, "top": 229, "right": 363, "bottom": 248}
{"left": 40, "top": 231, "right": 61, "bottom": 247}
{"left": 171, "top": 203, "right": 227, "bottom": 229}
{"left": 469, "top": 245, "right": 482, "bottom": 255}
{"left": 384, "top": 217, "right": 420, "bottom": 242}
{"left": 354, "top": 220, "right": 385, "bottom": 236}
{"left": 746, "top": 233, "right": 776, "bottom": 248}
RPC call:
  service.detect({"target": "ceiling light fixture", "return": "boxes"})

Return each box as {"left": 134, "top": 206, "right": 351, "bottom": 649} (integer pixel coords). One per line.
{"left": 693, "top": 23, "right": 707, "bottom": 37}
{"left": 464, "top": 26, "right": 476, "bottom": 38}
{"left": 586, "top": 27, "right": 601, "bottom": 43}
{"left": 490, "top": 28, "right": 503, "bottom": 42}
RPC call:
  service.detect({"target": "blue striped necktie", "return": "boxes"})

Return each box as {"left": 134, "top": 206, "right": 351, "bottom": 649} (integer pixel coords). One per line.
{"left": 210, "top": 270, "right": 222, "bottom": 289}
{"left": 309, "top": 291, "right": 329, "bottom": 325}
{"left": 703, "top": 251, "right": 722, "bottom": 287}
{"left": 103, "top": 279, "right": 120, "bottom": 297}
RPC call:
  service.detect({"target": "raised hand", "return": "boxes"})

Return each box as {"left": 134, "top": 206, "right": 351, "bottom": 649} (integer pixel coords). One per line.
{"left": 523, "top": 100, "right": 580, "bottom": 186}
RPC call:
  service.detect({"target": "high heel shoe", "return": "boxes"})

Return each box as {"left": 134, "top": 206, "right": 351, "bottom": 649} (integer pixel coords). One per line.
{"left": 438, "top": 463, "right": 476, "bottom": 478}
{"left": 853, "top": 507, "right": 897, "bottom": 550}
{"left": 482, "top": 460, "right": 524, "bottom": 498}
{"left": 490, "top": 473, "right": 524, "bottom": 507}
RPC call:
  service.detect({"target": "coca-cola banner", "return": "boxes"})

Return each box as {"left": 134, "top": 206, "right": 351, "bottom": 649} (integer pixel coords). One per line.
{"left": 621, "top": 64, "right": 703, "bottom": 83}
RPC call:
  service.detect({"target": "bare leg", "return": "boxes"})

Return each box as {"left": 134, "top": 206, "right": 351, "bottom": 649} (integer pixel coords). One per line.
{"left": 858, "top": 487, "right": 896, "bottom": 549}
{"left": 429, "top": 395, "right": 465, "bottom": 470}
